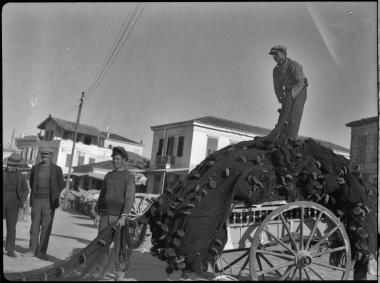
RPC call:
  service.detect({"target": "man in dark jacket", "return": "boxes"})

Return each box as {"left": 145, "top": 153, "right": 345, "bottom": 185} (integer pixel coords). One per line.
{"left": 23, "top": 147, "right": 65, "bottom": 260}
{"left": 3, "top": 152, "right": 29, "bottom": 257}
{"left": 97, "top": 146, "right": 136, "bottom": 281}
{"left": 256, "top": 45, "right": 308, "bottom": 143}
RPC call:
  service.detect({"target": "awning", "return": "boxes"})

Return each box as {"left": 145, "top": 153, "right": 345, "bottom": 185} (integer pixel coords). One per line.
{"left": 140, "top": 168, "right": 189, "bottom": 174}
{"left": 88, "top": 172, "right": 106, "bottom": 180}
{"left": 68, "top": 172, "right": 105, "bottom": 180}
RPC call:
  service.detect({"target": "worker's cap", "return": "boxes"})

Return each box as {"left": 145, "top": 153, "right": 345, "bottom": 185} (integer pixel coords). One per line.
{"left": 7, "top": 152, "right": 22, "bottom": 166}
{"left": 39, "top": 147, "right": 54, "bottom": 154}
{"left": 269, "top": 45, "right": 287, "bottom": 55}
{"left": 111, "top": 146, "right": 129, "bottom": 160}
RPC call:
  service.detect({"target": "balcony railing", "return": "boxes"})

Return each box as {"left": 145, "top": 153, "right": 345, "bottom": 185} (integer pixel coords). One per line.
{"left": 155, "top": 155, "right": 176, "bottom": 168}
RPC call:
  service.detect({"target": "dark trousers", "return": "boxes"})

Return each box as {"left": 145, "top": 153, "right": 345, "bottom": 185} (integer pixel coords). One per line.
{"left": 271, "top": 88, "right": 307, "bottom": 140}
{"left": 3, "top": 198, "right": 20, "bottom": 253}
{"left": 29, "top": 198, "right": 55, "bottom": 255}
{"left": 99, "top": 215, "right": 132, "bottom": 276}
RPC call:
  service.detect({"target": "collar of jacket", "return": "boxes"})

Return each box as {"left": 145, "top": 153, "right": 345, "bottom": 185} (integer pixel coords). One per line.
{"left": 276, "top": 57, "right": 289, "bottom": 68}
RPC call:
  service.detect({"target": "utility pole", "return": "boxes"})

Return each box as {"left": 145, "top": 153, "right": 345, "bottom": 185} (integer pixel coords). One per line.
{"left": 10, "top": 128, "right": 15, "bottom": 148}
{"left": 65, "top": 92, "right": 85, "bottom": 190}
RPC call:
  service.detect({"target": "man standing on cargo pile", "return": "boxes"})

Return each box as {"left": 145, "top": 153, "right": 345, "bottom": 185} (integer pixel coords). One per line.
{"left": 24, "top": 147, "right": 65, "bottom": 260}
{"left": 96, "top": 146, "right": 136, "bottom": 281}
{"left": 256, "top": 45, "right": 308, "bottom": 143}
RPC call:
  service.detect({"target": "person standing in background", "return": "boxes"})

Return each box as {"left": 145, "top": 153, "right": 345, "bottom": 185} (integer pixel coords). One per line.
{"left": 3, "top": 152, "right": 29, "bottom": 257}
{"left": 23, "top": 147, "right": 65, "bottom": 260}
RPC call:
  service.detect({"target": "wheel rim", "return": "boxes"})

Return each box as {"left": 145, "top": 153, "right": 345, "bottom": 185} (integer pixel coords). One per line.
{"left": 249, "top": 201, "right": 351, "bottom": 281}
{"left": 126, "top": 195, "right": 153, "bottom": 248}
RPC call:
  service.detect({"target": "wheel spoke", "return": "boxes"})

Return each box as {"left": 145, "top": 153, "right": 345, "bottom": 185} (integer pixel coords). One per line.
{"left": 264, "top": 229, "right": 297, "bottom": 256}
{"left": 305, "top": 211, "right": 323, "bottom": 251}
{"left": 299, "top": 268, "right": 302, "bottom": 281}
{"left": 258, "top": 254, "right": 282, "bottom": 277}
{"left": 312, "top": 246, "right": 347, "bottom": 258}
{"left": 256, "top": 261, "right": 294, "bottom": 276}
{"left": 300, "top": 207, "right": 304, "bottom": 250}
{"left": 307, "top": 266, "right": 324, "bottom": 280}
{"left": 310, "top": 226, "right": 339, "bottom": 253}
{"left": 256, "top": 249, "right": 295, "bottom": 260}
{"left": 219, "top": 251, "right": 249, "bottom": 273}
{"left": 279, "top": 213, "right": 299, "bottom": 252}
{"left": 255, "top": 255, "right": 264, "bottom": 280}
{"left": 311, "top": 259, "right": 347, "bottom": 272}
{"left": 279, "top": 265, "right": 296, "bottom": 281}
{"left": 291, "top": 267, "right": 298, "bottom": 280}
{"left": 237, "top": 256, "right": 250, "bottom": 278}
{"left": 303, "top": 268, "right": 311, "bottom": 280}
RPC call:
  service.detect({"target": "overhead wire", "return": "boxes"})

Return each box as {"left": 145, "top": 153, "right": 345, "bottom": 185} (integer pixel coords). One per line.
{"left": 86, "top": 3, "right": 146, "bottom": 99}
{"left": 55, "top": 5, "right": 137, "bottom": 121}
{"left": 56, "top": 3, "right": 146, "bottom": 121}
{"left": 85, "top": 4, "right": 137, "bottom": 97}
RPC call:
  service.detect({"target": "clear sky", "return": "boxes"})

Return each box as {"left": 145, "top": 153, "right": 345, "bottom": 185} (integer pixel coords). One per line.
{"left": 3, "top": 2, "right": 377, "bottom": 158}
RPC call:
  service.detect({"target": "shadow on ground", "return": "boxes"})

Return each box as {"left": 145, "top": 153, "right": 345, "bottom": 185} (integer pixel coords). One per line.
{"left": 76, "top": 223, "right": 97, "bottom": 229}
{"left": 50, "top": 233, "right": 92, "bottom": 245}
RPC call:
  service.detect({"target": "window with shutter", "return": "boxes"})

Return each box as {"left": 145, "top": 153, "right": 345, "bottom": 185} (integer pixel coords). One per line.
{"left": 206, "top": 137, "right": 218, "bottom": 157}
{"left": 177, "top": 136, "right": 185, "bottom": 157}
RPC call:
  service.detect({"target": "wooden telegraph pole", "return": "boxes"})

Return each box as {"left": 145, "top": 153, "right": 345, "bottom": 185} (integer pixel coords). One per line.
{"left": 65, "top": 91, "right": 85, "bottom": 190}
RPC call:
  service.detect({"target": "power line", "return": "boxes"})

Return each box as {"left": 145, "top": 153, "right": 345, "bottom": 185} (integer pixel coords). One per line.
{"left": 87, "top": 4, "right": 143, "bottom": 98}
{"left": 86, "top": 3, "right": 147, "bottom": 99}
{"left": 85, "top": 5, "right": 137, "bottom": 96}
{"left": 60, "top": 105, "right": 78, "bottom": 119}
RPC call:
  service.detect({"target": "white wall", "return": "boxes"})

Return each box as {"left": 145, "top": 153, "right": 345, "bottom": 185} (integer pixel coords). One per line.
{"left": 150, "top": 125, "right": 194, "bottom": 169}
{"left": 56, "top": 140, "right": 112, "bottom": 174}
{"left": 188, "top": 125, "right": 258, "bottom": 170}
{"left": 104, "top": 138, "right": 144, "bottom": 156}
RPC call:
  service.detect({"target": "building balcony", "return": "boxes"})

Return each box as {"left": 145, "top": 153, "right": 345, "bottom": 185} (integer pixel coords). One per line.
{"left": 155, "top": 155, "right": 176, "bottom": 168}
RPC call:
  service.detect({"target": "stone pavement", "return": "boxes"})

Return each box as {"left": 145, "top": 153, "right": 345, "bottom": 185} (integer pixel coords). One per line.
{"left": 3, "top": 207, "right": 377, "bottom": 281}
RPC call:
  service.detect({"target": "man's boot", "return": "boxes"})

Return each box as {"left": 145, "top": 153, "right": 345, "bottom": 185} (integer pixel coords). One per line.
{"left": 7, "top": 251, "right": 17, "bottom": 257}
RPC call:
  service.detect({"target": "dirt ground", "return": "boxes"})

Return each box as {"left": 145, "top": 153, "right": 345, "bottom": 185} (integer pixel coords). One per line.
{"left": 3, "top": 207, "right": 377, "bottom": 281}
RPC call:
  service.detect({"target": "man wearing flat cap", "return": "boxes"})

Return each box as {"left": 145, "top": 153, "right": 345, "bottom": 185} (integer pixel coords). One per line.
{"left": 24, "top": 147, "right": 65, "bottom": 260}
{"left": 260, "top": 45, "right": 308, "bottom": 143}
{"left": 3, "top": 152, "right": 29, "bottom": 257}
{"left": 96, "top": 146, "right": 136, "bottom": 280}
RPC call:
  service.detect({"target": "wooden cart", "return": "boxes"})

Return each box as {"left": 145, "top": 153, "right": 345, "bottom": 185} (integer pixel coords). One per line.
{"left": 212, "top": 200, "right": 352, "bottom": 280}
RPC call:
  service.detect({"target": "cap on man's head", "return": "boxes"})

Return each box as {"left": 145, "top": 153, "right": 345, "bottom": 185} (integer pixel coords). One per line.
{"left": 111, "top": 146, "right": 128, "bottom": 160}
{"left": 269, "top": 45, "right": 287, "bottom": 55}
{"left": 7, "top": 152, "right": 22, "bottom": 166}
{"left": 39, "top": 147, "right": 54, "bottom": 154}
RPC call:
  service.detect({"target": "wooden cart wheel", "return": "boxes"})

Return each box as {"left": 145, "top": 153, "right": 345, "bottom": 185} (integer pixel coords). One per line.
{"left": 126, "top": 194, "right": 154, "bottom": 249}
{"left": 249, "top": 201, "right": 351, "bottom": 280}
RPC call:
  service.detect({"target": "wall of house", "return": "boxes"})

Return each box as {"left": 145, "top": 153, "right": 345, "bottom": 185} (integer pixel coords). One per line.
{"left": 349, "top": 120, "right": 378, "bottom": 183}
{"left": 188, "top": 125, "right": 258, "bottom": 171}
{"left": 150, "top": 125, "right": 194, "bottom": 169}
{"left": 45, "top": 120, "right": 63, "bottom": 140}
{"left": 56, "top": 140, "right": 112, "bottom": 174}
{"left": 103, "top": 138, "right": 144, "bottom": 156}
{"left": 15, "top": 138, "right": 39, "bottom": 165}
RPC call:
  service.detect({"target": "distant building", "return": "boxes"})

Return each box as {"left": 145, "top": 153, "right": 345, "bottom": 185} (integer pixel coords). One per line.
{"left": 147, "top": 116, "right": 350, "bottom": 194}
{"left": 70, "top": 151, "right": 150, "bottom": 192}
{"left": 15, "top": 115, "right": 144, "bottom": 174}
{"left": 2, "top": 146, "right": 20, "bottom": 168}
{"left": 346, "top": 116, "right": 378, "bottom": 184}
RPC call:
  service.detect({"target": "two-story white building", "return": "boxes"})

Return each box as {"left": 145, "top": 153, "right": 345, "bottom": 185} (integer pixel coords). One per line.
{"left": 15, "top": 115, "right": 145, "bottom": 174}
{"left": 146, "top": 116, "right": 350, "bottom": 194}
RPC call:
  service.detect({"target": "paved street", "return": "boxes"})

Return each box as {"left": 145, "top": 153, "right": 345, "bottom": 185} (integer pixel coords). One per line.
{"left": 3, "top": 207, "right": 376, "bottom": 281}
